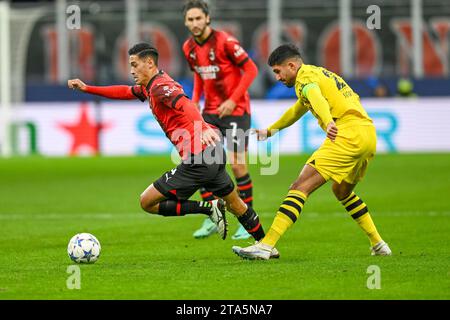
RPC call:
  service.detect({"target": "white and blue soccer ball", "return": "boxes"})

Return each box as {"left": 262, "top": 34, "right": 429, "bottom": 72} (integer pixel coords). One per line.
{"left": 67, "top": 233, "right": 101, "bottom": 263}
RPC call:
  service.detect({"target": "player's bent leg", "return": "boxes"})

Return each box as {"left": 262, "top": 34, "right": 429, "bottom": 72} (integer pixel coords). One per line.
{"left": 261, "top": 164, "right": 326, "bottom": 246}
{"left": 233, "top": 165, "right": 327, "bottom": 260}
{"left": 140, "top": 184, "right": 167, "bottom": 214}
{"left": 229, "top": 152, "right": 252, "bottom": 240}
{"left": 140, "top": 183, "right": 226, "bottom": 242}
{"left": 333, "top": 180, "right": 391, "bottom": 256}
{"left": 221, "top": 189, "right": 265, "bottom": 242}
{"left": 290, "top": 164, "right": 328, "bottom": 196}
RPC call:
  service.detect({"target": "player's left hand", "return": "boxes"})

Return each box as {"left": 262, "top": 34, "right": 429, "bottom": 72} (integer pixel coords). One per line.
{"left": 201, "top": 127, "right": 220, "bottom": 147}
{"left": 218, "top": 99, "right": 236, "bottom": 118}
{"left": 326, "top": 121, "right": 338, "bottom": 141}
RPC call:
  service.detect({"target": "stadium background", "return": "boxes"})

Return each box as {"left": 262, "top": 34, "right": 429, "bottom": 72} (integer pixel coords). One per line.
{"left": 0, "top": 0, "right": 449, "bottom": 300}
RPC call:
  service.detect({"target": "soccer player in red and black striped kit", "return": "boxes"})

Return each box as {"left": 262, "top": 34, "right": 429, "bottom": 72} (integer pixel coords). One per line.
{"left": 182, "top": 0, "right": 258, "bottom": 239}
{"left": 68, "top": 43, "right": 279, "bottom": 257}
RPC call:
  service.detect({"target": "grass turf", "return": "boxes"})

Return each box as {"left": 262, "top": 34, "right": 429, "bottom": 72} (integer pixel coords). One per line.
{"left": 0, "top": 154, "right": 449, "bottom": 299}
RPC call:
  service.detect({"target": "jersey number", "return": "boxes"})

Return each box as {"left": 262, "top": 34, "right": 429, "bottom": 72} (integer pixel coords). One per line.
{"left": 322, "top": 69, "right": 346, "bottom": 90}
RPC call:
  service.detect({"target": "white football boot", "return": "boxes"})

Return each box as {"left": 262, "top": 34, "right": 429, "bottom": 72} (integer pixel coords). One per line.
{"left": 371, "top": 240, "right": 392, "bottom": 256}
{"left": 232, "top": 242, "right": 279, "bottom": 260}
{"left": 209, "top": 199, "right": 227, "bottom": 240}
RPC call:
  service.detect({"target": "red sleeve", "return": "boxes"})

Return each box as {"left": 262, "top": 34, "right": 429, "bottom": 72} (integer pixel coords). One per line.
{"left": 229, "top": 57, "right": 258, "bottom": 103}
{"left": 84, "top": 85, "right": 147, "bottom": 102}
{"left": 192, "top": 72, "right": 203, "bottom": 103}
{"left": 223, "top": 35, "right": 250, "bottom": 67}
{"left": 151, "top": 82, "right": 187, "bottom": 110}
{"left": 182, "top": 39, "right": 196, "bottom": 71}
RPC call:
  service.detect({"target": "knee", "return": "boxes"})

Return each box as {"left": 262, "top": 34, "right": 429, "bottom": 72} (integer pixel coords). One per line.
{"left": 289, "top": 181, "right": 308, "bottom": 196}
{"left": 332, "top": 184, "right": 351, "bottom": 201}
{"left": 140, "top": 194, "right": 157, "bottom": 213}
{"left": 139, "top": 194, "right": 148, "bottom": 211}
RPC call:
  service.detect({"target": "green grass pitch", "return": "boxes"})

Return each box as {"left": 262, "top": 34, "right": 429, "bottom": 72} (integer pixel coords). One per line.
{"left": 0, "top": 154, "right": 449, "bottom": 299}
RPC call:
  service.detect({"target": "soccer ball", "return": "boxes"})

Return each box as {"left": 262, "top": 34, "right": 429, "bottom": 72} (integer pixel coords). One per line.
{"left": 67, "top": 233, "right": 101, "bottom": 263}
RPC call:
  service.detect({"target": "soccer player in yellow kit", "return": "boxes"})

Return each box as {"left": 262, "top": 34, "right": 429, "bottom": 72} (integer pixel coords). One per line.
{"left": 233, "top": 44, "right": 392, "bottom": 260}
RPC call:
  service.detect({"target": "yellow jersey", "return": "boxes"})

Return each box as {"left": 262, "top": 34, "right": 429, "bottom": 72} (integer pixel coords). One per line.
{"left": 296, "top": 64, "right": 371, "bottom": 129}
{"left": 268, "top": 64, "right": 372, "bottom": 133}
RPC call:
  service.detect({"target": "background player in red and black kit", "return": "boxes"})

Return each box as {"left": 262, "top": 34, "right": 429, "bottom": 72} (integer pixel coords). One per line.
{"left": 182, "top": 0, "right": 258, "bottom": 240}
{"left": 67, "top": 43, "right": 279, "bottom": 257}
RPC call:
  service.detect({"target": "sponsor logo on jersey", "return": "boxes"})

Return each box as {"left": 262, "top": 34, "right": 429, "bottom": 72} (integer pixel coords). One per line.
{"left": 194, "top": 65, "right": 220, "bottom": 80}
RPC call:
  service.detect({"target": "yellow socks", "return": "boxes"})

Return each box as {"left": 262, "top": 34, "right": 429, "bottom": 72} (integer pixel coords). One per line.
{"left": 340, "top": 192, "right": 382, "bottom": 246}
{"left": 261, "top": 190, "right": 307, "bottom": 247}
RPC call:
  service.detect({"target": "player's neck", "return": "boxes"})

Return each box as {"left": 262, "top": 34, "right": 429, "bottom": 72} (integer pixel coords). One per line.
{"left": 195, "top": 26, "right": 212, "bottom": 44}
{"left": 144, "top": 68, "right": 160, "bottom": 88}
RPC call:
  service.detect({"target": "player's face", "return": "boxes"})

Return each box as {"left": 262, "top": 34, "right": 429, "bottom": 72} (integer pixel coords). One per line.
{"left": 271, "top": 62, "right": 297, "bottom": 87}
{"left": 184, "top": 8, "right": 210, "bottom": 38}
{"left": 129, "top": 55, "right": 152, "bottom": 85}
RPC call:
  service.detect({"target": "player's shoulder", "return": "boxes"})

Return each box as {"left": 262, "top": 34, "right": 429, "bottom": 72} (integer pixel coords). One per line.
{"left": 297, "top": 64, "right": 323, "bottom": 84}
{"left": 182, "top": 37, "right": 197, "bottom": 53}
{"left": 214, "top": 30, "right": 239, "bottom": 44}
{"left": 150, "top": 72, "right": 184, "bottom": 96}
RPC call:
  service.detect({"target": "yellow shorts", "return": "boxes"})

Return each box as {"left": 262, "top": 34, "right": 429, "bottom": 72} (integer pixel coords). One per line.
{"left": 306, "top": 116, "right": 377, "bottom": 184}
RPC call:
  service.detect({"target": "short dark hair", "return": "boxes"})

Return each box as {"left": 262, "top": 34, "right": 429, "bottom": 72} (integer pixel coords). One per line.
{"left": 183, "top": 0, "right": 209, "bottom": 17}
{"left": 268, "top": 44, "right": 302, "bottom": 66}
{"left": 128, "top": 43, "right": 159, "bottom": 65}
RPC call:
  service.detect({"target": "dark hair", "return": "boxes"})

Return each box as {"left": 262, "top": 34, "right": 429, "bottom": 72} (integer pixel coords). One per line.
{"left": 268, "top": 44, "right": 302, "bottom": 66}
{"left": 183, "top": 0, "right": 209, "bottom": 17}
{"left": 128, "top": 43, "right": 159, "bottom": 65}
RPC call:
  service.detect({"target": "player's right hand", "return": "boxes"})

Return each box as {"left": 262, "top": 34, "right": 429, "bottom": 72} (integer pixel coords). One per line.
{"left": 201, "top": 127, "right": 220, "bottom": 147}
{"left": 326, "top": 121, "right": 338, "bottom": 142}
{"left": 68, "top": 79, "right": 87, "bottom": 92}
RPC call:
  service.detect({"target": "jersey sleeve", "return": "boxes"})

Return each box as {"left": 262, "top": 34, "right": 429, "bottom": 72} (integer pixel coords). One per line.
{"left": 223, "top": 35, "right": 250, "bottom": 67}
{"left": 297, "top": 71, "right": 321, "bottom": 100}
{"left": 303, "top": 83, "right": 334, "bottom": 127}
{"left": 131, "top": 85, "right": 147, "bottom": 102}
{"left": 267, "top": 99, "right": 308, "bottom": 134}
{"left": 151, "top": 82, "right": 187, "bottom": 110}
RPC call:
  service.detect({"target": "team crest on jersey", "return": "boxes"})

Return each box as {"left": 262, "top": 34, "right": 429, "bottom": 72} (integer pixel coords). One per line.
{"left": 209, "top": 48, "right": 215, "bottom": 61}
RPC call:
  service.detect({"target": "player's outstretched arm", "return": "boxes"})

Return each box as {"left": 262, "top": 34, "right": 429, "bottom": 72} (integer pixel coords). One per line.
{"left": 264, "top": 100, "right": 308, "bottom": 137}
{"left": 67, "top": 78, "right": 140, "bottom": 100}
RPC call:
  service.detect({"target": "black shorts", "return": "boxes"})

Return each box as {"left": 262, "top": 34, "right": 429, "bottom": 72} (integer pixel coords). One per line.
{"left": 153, "top": 145, "right": 235, "bottom": 200}
{"left": 202, "top": 113, "right": 251, "bottom": 153}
